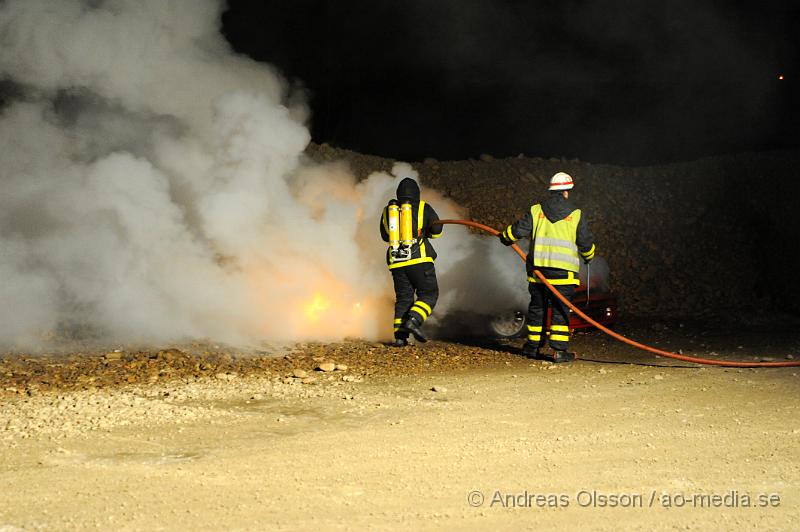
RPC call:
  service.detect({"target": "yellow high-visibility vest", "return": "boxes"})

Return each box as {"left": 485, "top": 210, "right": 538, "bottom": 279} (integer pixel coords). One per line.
{"left": 529, "top": 203, "right": 581, "bottom": 273}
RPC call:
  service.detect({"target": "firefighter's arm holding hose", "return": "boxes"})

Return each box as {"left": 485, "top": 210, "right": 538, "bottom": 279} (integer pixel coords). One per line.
{"left": 498, "top": 212, "right": 532, "bottom": 246}
{"left": 424, "top": 203, "right": 443, "bottom": 239}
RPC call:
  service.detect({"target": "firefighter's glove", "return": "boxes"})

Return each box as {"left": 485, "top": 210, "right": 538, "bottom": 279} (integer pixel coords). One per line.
{"left": 498, "top": 232, "right": 513, "bottom": 246}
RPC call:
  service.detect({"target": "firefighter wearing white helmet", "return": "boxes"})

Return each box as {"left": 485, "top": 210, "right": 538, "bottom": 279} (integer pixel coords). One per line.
{"left": 548, "top": 171, "right": 574, "bottom": 190}
{"left": 499, "top": 172, "right": 596, "bottom": 363}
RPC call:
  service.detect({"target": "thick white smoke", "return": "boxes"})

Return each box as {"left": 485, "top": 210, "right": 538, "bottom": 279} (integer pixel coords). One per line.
{"left": 0, "top": 0, "right": 527, "bottom": 348}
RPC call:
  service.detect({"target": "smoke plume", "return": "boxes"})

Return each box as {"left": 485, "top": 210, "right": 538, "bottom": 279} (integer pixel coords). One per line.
{"left": 0, "top": 0, "right": 527, "bottom": 348}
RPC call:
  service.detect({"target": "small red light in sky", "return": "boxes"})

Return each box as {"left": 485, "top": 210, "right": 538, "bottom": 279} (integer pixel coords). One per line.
{"left": 778, "top": 74, "right": 784, "bottom": 80}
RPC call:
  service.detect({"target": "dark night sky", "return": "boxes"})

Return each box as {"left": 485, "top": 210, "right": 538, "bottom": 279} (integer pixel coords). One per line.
{"left": 222, "top": 1, "right": 798, "bottom": 165}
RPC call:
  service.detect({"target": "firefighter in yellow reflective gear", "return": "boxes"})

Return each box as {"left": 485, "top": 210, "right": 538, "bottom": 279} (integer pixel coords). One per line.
{"left": 380, "top": 177, "right": 443, "bottom": 346}
{"left": 498, "top": 172, "right": 596, "bottom": 363}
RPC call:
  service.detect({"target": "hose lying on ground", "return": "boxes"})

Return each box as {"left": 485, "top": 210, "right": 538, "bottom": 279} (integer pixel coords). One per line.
{"left": 432, "top": 219, "right": 800, "bottom": 368}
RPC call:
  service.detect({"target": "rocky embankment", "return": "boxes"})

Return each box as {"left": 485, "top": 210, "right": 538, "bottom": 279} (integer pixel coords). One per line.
{"left": 308, "top": 144, "right": 800, "bottom": 319}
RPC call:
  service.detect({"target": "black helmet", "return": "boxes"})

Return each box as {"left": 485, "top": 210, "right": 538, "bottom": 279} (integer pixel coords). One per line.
{"left": 396, "top": 178, "right": 420, "bottom": 202}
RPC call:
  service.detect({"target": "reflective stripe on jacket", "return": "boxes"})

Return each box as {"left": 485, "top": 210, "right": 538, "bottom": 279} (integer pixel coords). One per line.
{"left": 502, "top": 194, "right": 595, "bottom": 286}
{"left": 529, "top": 203, "right": 581, "bottom": 273}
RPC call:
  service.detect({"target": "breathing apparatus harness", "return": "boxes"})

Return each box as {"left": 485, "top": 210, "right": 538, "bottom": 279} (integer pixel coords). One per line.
{"left": 387, "top": 199, "right": 418, "bottom": 262}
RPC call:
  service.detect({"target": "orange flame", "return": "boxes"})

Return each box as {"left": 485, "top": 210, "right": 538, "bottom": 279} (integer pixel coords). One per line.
{"left": 304, "top": 293, "right": 331, "bottom": 323}
{"left": 243, "top": 257, "right": 391, "bottom": 341}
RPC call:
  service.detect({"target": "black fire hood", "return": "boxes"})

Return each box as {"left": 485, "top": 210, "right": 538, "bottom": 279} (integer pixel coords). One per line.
{"left": 396, "top": 178, "right": 420, "bottom": 202}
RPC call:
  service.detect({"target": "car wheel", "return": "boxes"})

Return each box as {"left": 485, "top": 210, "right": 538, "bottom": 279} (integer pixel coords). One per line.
{"left": 489, "top": 310, "right": 527, "bottom": 339}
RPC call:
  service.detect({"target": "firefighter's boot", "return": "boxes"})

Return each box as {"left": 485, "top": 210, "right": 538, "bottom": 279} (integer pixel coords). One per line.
{"left": 521, "top": 341, "right": 545, "bottom": 360}
{"left": 551, "top": 350, "right": 576, "bottom": 363}
{"left": 390, "top": 337, "right": 408, "bottom": 347}
{"left": 402, "top": 315, "right": 427, "bottom": 343}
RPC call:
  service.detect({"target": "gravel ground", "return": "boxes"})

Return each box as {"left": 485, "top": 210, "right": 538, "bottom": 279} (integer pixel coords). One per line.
{"left": 3, "top": 318, "right": 798, "bottom": 443}
{"left": 1, "top": 326, "right": 799, "bottom": 530}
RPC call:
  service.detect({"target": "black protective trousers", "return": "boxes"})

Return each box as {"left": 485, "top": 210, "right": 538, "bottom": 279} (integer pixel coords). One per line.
{"left": 391, "top": 262, "right": 439, "bottom": 339}
{"left": 527, "top": 282, "right": 576, "bottom": 351}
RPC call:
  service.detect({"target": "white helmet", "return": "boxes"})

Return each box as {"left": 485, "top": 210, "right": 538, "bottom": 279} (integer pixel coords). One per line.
{"left": 548, "top": 172, "right": 574, "bottom": 191}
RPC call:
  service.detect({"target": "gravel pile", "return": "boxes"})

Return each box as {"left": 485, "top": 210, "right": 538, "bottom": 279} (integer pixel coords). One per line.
{"left": 308, "top": 143, "right": 800, "bottom": 318}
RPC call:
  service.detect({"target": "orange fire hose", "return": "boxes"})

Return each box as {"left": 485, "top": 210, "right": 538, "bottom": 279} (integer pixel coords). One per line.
{"left": 433, "top": 219, "right": 800, "bottom": 367}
